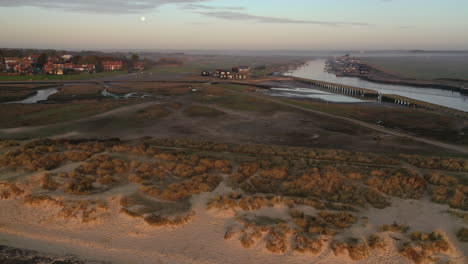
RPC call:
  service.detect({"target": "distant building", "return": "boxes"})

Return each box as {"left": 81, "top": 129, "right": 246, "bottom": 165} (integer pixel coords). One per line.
{"left": 44, "top": 62, "right": 55, "bottom": 74}
{"left": 103, "top": 60, "right": 123, "bottom": 71}
{"left": 83, "top": 64, "right": 96, "bottom": 72}
{"left": 359, "top": 64, "right": 370, "bottom": 74}
{"left": 133, "top": 62, "right": 144, "bottom": 71}
{"left": 214, "top": 69, "right": 233, "bottom": 79}
{"left": 208, "top": 66, "right": 249, "bottom": 79}
{"left": 4, "top": 57, "right": 19, "bottom": 64}
{"left": 201, "top": 71, "right": 211, "bottom": 76}
{"left": 233, "top": 65, "right": 251, "bottom": 74}
{"left": 48, "top": 56, "right": 60, "bottom": 63}
{"left": 62, "top": 54, "right": 74, "bottom": 61}
{"left": 28, "top": 55, "right": 40, "bottom": 63}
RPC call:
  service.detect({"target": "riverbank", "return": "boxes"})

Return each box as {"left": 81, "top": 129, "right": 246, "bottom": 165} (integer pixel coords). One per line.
{"left": 343, "top": 67, "right": 468, "bottom": 94}
{"left": 293, "top": 59, "right": 468, "bottom": 112}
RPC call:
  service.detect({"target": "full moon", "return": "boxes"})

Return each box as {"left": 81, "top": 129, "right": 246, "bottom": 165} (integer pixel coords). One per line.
{"left": 140, "top": 16, "right": 146, "bottom": 22}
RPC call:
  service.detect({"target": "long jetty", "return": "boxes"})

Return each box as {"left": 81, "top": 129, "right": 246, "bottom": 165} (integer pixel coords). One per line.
{"left": 293, "top": 77, "right": 378, "bottom": 98}
{"left": 381, "top": 94, "right": 468, "bottom": 119}
{"left": 292, "top": 77, "right": 467, "bottom": 118}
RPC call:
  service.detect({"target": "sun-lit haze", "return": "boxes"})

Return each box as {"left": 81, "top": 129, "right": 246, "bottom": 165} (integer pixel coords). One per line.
{"left": 1, "top": 0, "right": 467, "bottom": 50}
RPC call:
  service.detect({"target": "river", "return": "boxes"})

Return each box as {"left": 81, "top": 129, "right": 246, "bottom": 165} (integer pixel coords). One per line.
{"left": 6, "top": 87, "right": 60, "bottom": 104}
{"left": 292, "top": 59, "right": 468, "bottom": 112}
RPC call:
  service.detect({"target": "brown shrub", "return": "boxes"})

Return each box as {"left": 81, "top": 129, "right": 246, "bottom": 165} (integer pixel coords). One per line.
{"left": 368, "top": 234, "right": 386, "bottom": 251}
{"left": 294, "top": 234, "right": 323, "bottom": 254}
{"left": 457, "top": 228, "right": 468, "bottom": 242}
{"left": 265, "top": 230, "right": 288, "bottom": 254}
{"left": 40, "top": 172, "right": 59, "bottom": 191}
{"left": 379, "top": 223, "right": 410, "bottom": 234}
{"left": 319, "top": 211, "right": 356, "bottom": 229}
{"left": 401, "top": 231, "right": 450, "bottom": 263}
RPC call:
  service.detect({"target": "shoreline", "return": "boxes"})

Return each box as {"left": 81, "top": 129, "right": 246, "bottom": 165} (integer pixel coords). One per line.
{"left": 347, "top": 73, "right": 468, "bottom": 94}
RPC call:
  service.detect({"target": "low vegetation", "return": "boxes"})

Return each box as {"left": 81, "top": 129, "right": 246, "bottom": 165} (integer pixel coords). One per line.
{"left": 48, "top": 84, "right": 104, "bottom": 101}
{"left": 400, "top": 232, "right": 450, "bottom": 264}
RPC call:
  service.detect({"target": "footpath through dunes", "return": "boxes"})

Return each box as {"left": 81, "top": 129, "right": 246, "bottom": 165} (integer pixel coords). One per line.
{"left": 0, "top": 138, "right": 467, "bottom": 264}
{"left": 222, "top": 87, "right": 468, "bottom": 154}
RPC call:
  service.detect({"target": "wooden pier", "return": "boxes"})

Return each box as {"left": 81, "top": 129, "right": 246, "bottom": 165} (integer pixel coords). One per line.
{"left": 293, "top": 77, "right": 379, "bottom": 98}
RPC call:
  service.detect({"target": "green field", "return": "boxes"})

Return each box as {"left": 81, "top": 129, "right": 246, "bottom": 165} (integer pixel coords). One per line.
{"left": 361, "top": 56, "right": 468, "bottom": 80}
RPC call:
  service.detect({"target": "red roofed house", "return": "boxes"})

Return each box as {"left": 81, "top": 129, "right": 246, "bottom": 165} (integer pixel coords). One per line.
{"left": 83, "top": 64, "right": 96, "bottom": 72}
{"left": 48, "top": 56, "right": 60, "bottom": 63}
{"left": 28, "top": 55, "right": 40, "bottom": 63}
{"left": 44, "top": 62, "right": 55, "bottom": 74}
{"left": 103, "top": 60, "right": 123, "bottom": 71}
{"left": 5, "top": 57, "right": 19, "bottom": 64}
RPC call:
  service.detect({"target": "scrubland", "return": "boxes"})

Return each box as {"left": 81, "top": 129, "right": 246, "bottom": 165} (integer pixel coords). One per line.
{"left": 0, "top": 138, "right": 466, "bottom": 263}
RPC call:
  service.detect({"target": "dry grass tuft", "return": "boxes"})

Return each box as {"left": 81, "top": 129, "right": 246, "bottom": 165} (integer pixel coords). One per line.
{"left": 379, "top": 223, "right": 410, "bottom": 234}
{"left": 400, "top": 231, "right": 450, "bottom": 264}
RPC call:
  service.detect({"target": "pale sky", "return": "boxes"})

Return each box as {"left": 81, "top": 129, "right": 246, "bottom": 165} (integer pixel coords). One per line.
{"left": 1, "top": 0, "right": 467, "bottom": 50}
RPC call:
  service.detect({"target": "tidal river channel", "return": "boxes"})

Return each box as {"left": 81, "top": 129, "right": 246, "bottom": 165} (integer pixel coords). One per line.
{"left": 292, "top": 59, "right": 468, "bottom": 112}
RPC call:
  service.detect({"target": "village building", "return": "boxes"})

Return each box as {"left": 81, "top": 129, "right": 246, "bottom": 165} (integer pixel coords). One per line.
{"left": 233, "top": 65, "right": 251, "bottom": 74}
{"left": 205, "top": 65, "right": 250, "bottom": 80}
{"left": 28, "top": 55, "right": 40, "bottom": 63}
{"left": 133, "top": 62, "right": 144, "bottom": 71}
{"left": 4, "top": 57, "right": 19, "bottom": 64}
{"left": 48, "top": 56, "right": 60, "bottom": 63}
{"left": 214, "top": 69, "right": 233, "bottom": 79}
{"left": 103, "top": 60, "right": 123, "bottom": 71}
{"left": 61, "top": 54, "right": 74, "bottom": 61}
{"left": 201, "top": 71, "right": 211, "bottom": 77}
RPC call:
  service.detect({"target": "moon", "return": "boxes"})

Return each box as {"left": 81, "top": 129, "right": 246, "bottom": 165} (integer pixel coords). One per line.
{"left": 140, "top": 16, "right": 146, "bottom": 22}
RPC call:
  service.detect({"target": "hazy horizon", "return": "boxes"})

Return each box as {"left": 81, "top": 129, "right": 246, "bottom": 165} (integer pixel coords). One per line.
{"left": 1, "top": 0, "right": 467, "bottom": 50}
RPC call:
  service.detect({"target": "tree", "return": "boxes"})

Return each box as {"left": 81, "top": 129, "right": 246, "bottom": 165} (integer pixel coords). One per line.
{"left": 131, "top": 54, "right": 140, "bottom": 62}
{"left": 71, "top": 55, "right": 82, "bottom": 64}
{"left": 143, "top": 58, "right": 153, "bottom": 70}
{"left": 95, "top": 61, "right": 104, "bottom": 73}
{"left": 0, "top": 50, "right": 5, "bottom": 71}
{"left": 37, "top": 54, "right": 47, "bottom": 67}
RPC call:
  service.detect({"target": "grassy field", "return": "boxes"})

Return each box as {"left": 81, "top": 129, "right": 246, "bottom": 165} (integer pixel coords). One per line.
{"left": 49, "top": 84, "right": 104, "bottom": 101}
{"left": 0, "top": 99, "right": 141, "bottom": 128}
{"left": 282, "top": 98, "right": 467, "bottom": 145}
{"left": 147, "top": 55, "right": 306, "bottom": 79}
{"left": 0, "top": 70, "right": 128, "bottom": 81}
{"left": 361, "top": 56, "right": 468, "bottom": 80}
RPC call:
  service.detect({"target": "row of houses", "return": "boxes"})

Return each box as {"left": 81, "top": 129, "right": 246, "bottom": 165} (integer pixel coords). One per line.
{"left": 1, "top": 54, "right": 145, "bottom": 75}
{"left": 202, "top": 65, "right": 251, "bottom": 80}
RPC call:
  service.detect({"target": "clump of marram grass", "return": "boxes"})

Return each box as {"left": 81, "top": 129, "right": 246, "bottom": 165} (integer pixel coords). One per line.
{"left": 58, "top": 200, "right": 109, "bottom": 223}
{"left": 457, "top": 228, "right": 468, "bottom": 242}
{"left": 424, "top": 172, "right": 468, "bottom": 210}
{"left": 233, "top": 164, "right": 391, "bottom": 209}
{"left": 400, "top": 231, "right": 450, "bottom": 264}
{"left": 0, "top": 183, "right": 25, "bottom": 200}
{"left": 379, "top": 223, "right": 410, "bottom": 234}
{"left": 368, "top": 234, "right": 387, "bottom": 251}
{"left": 289, "top": 209, "right": 356, "bottom": 237}
{"left": 399, "top": 154, "right": 468, "bottom": 172}
{"left": 230, "top": 214, "right": 294, "bottom": 253}
{"left": 40, "top": 172, "right": 59, "bottom": 191}
{"left": 365, "top": 168, "right": 426, "bottom": 199}
{"left": 120, "top": 193, "right": 194, "bottom": 227}
{"left": 331, "top": 238, "right": 370, "bottom": 261}
{"left": 294, "top": 233, "right": 323, "bottom": 254}
{"left": 23, "top": 194, "right": 108, "bottom": 223}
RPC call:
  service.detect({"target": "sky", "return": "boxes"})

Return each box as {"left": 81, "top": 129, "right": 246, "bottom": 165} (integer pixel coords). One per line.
{"left": 1, "top": 0, "right": 467, "bottom": 51}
